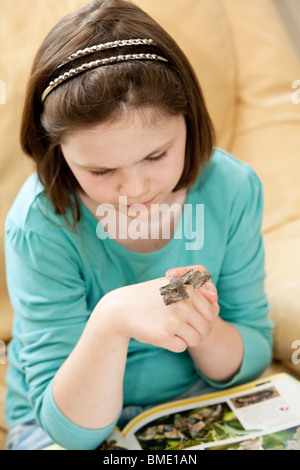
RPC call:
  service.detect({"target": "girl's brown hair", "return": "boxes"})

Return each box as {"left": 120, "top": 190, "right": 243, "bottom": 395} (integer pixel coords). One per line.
{"left": 21, "top": 0, "right": 215, "bottom": 226}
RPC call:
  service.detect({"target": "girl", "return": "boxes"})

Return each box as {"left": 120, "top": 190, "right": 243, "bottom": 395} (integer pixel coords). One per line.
{"left": 5, "top": 0, "right": 273, "bottom": 450}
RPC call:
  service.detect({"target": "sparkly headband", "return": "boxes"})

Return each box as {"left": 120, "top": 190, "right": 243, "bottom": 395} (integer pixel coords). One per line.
{"left": 41, "top": 38, "right": 168, "bottom": 102}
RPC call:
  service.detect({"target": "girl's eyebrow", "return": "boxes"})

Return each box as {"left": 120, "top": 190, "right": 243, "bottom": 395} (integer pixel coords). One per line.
{"left": 80, "top": 138, "right": 175, "bottom": 171}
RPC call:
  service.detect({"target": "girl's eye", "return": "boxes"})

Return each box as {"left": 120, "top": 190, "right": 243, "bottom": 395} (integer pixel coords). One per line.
{"left": 147, "top": 151, "right": 167, "bottom": 162}
{"left": 90, "top": 169, "right": 113, "bottom": 177}
{"left": 89, "top": 151, "right": 167, "bottom": 176}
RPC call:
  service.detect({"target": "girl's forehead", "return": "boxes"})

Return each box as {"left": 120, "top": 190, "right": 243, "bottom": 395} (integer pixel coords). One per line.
{"left": 65, "top": 108, "right": 184, "bottom": 140}
{"left": 61, "top": 112, "right": 186, "bottom": 167}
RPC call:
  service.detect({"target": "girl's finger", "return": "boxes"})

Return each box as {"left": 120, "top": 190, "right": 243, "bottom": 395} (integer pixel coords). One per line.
{"left": 186, "top": 286, "right": 219, "bottom": 322}
{"left": 199, "top": 285, "right": 218, "bottom": 303}
{"left": 165, "top": 265, "right": 217, "bottom": 299}
{"left": 165, "top": 265, "right": 207, "bottom": 278}
{"left": 200, "top": 280, "right": 218, "bottom": 296}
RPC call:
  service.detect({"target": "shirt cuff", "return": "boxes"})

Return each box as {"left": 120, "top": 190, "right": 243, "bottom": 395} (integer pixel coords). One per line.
{"left": 38, "top": 380, "right": 121, "bottom": 450}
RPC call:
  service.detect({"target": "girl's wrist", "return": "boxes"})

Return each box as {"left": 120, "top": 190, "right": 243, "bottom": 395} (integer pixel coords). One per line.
{"left": 91, "top": 291, "right": 131, "bottom": 346}
{"left": 188, "top": 317, "right": 244, "bottom": 382}
{"left": 188, "top": 315, "right": 223, "bottom": 353}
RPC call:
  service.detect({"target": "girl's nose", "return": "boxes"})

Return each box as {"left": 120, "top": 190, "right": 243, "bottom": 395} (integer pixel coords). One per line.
{"left": 118, "top": 167, "right": 150, "bottom": 200}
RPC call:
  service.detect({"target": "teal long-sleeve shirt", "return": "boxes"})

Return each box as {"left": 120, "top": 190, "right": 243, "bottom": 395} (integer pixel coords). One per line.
{"left": 4, "top": 148, "right": 273, "bottom": 449}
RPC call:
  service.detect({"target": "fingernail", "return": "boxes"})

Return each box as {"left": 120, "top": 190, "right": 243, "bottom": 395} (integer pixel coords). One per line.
{"left": 207, "top": 290, "right": 217, "bottom": 296}
{"left": 166, "top": 269, "right": 176, "bottom": 277}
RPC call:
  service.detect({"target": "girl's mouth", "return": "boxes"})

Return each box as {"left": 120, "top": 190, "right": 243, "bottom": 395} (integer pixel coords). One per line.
{"left": 127, "top": 198, "right": 155, "bottom": 209}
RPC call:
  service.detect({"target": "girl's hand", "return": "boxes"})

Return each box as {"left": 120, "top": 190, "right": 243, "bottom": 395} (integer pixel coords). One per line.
{"left": 166, "top": 264, "right": 218, "bottom": 303}
{"left": 97, "top": 265, "right": 219, "bottom": 354}
{"left": 165, "top": 264, "right": 220, "bottom": 339}
{"left": 165, "top": 266, "right": 244, "bottom": 383}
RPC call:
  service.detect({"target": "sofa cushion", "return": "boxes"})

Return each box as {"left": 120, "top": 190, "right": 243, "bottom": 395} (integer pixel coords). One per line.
{"left": 221, "top": 0, "right": 300, "bottom": 233}
{"left": 136, "top": 0, "right": 237, "bottom": 150}
{"left": 265, "top": 220, "right": 300, "bottom": 365}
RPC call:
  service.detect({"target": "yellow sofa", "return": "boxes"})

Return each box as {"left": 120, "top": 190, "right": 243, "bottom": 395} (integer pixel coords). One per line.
{"left": 1, "top": 0, "right": 300, "bottom": 450}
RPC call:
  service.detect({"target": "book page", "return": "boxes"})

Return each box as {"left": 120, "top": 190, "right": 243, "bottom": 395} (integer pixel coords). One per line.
{"left": 121, "top": 373, "right": 300, "bottom": 450}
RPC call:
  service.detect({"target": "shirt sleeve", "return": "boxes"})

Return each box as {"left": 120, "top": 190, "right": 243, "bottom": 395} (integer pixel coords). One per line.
{"left": 5, "top": 218, "right": 119, "bottom": 450}
{"left": 200, "top": 166, "right": 274, "bottom": 388}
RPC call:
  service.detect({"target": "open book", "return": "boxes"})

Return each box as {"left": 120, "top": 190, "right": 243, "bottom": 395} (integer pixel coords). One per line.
{"left": 45, "top": 373, "right": 300, "bottom": 451}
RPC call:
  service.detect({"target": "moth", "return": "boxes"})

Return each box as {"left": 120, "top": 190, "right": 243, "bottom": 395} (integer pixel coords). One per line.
{"left": 159, "top": 269, "right": 212, "bottom": 306}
